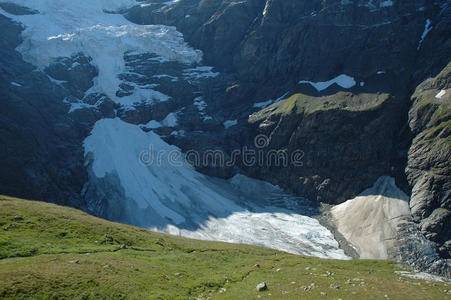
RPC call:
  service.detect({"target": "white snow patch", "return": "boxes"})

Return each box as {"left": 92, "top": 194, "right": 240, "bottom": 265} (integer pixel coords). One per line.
{"left": 161, "top": 112, "right": 178, "bottom": 127}
{"left": 380, "top": 0, "right": 394, "bottom": 8}
{"left": 11, "top": 82, "right": 22, "bottom": 87}
{"left": 68, "top": 102, "right": 96, "bottom": 113}
{"left": 1, "top": 0, "right": 202, "bottom": 108}
{"left": 153, "top": 74, "right": 178, "bottom": 82}
{"left": 47, "top": 75, "right": 67, "bottom": 85}
{"left": 360, "top": 82, "right": 365, "bottom": 87}
{"left": 262, "top": 0, "right": 270, "bottom": 16}
{"left": 417, "top": 19, "right": 433, "bottom": 51}
{"left": 299, "top": 74, "right": 356, "bottom": 92}
{"left": 140, "top": 120, "right": 162, "bottom": 129}
{"left": 435, "top": 89, "right": 446, "bottom": 99}
{"left": 83, "top": 118, "right": 349, "bottom": 259}
{"left": 119, "top": 87, "right": 171, "bottom": 107}
{"left": 183, "top": 66, "right": 219, "bottom": 80}
{"left": 160, "top": 0, "right": 181, "bottom": 8}
{"left": 395, "top": 271, "right": 450, "bottom": 283}
{"left": 254, "top": 99, "right": 274, "bottom": 109}
{"left": 253, "top": 92, "right": 290, "bottom": 109}
{"left": 70, "top": 62, "right": 80, "bottom": 69}
{"left": 193, "top": 96, "right": 213, "bottom": 121}
{"left": 377, "top": 71, "right": 386, "bottom": 75}
{"left": 193, "top": 96, "right": 207, "bottom": 111}
{"left": 223, "top": 120, "right": 238, "bottom": 129}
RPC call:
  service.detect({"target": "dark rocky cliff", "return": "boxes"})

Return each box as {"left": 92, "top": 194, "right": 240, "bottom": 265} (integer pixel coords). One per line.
{"left": 406, "top": 63, "right": 451, "bottom": 259}
{"left": 0, "top": 14, "right": 88, "bottom": 208}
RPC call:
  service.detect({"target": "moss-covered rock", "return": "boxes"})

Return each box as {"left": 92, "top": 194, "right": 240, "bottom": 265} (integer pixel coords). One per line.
{"left": 406, "top": 62, "right": 451, "bottom": 259}
{"left": 245, "top": 91, "right": 401, "bottom": 204}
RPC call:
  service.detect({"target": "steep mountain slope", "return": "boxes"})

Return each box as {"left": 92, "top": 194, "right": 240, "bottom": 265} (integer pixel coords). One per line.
{"left": 128, "top": 0, "right": 450, "bottom": 203}
{"left": 1, "top": 195, "right": 450, "bottom": 299}
{"left": 406, "top": 62, "right": 451, "bottom": 259}
{"left": 0, "top": 0, "right": 450, "bottom": 277}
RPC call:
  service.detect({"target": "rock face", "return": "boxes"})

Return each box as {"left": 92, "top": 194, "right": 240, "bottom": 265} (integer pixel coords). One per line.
{"left": 0, "top": 14, "right": 90, "bottom": 208}
{"left": 245, "top": 91, "right": 402, "bottom": 204}
{"left": 406, "top": 63, "right": 451, "bottom": 259}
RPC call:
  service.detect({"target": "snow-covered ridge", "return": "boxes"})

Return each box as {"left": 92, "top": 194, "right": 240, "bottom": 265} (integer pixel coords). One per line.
{"left": 0, "top": 0, "right": 202, "bottom": 108}
{"left": 84, "top": 118, "right": 349, "bottom": 259}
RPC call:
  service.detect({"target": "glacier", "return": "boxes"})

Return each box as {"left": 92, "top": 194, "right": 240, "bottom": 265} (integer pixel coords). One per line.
{"left": 0, "top": 0, "right": 202, "bottom": 108}
{"left": 84, "top": 118, "right": 348, "bottom": 259}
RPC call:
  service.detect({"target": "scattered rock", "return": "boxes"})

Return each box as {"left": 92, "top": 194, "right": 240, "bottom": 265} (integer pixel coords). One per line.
{"left": 69, "top": 260, "right": 79, "bottom": 264}
{"left": 103, "top": 264, "right": 110, "bottom": 269}
{"left": 256, "top": 282, "right": 267, "bottom": 291}
{"left": 254, "top": 264, "right": 260, "bottom": 268}
{"left": 12, "top": 215, "right": 24, "bottom": 221}
{"left": 120, "top": 244, "right": 127, "bottom": 249}
{"left": 320, "top": 291, "right": 327, "bottom": 296}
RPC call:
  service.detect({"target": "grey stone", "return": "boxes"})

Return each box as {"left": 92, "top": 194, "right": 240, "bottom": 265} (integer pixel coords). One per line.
{"left": 256, "top": 282, "right": 267, "bottom": 291}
